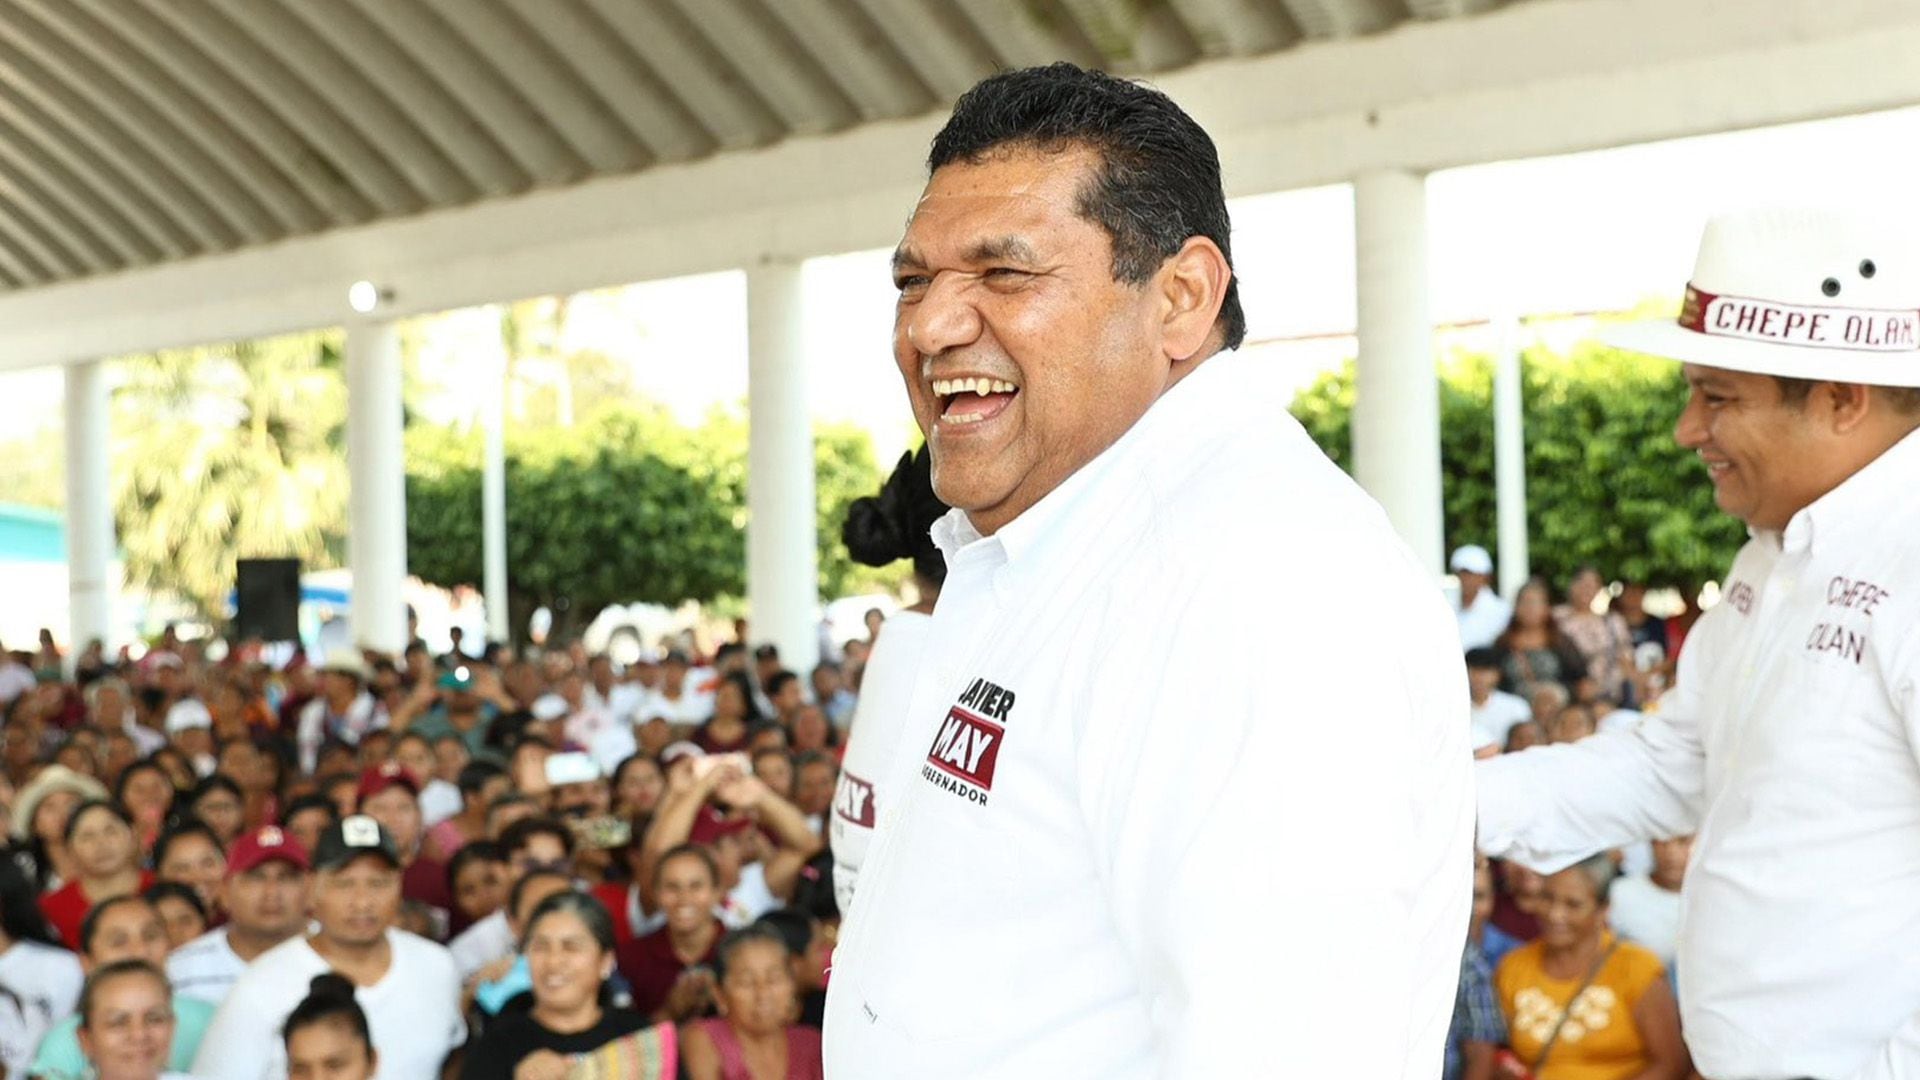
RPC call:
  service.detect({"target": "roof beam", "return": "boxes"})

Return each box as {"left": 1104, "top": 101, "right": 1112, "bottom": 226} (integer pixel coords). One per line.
{"left": 5, "top": 0, "right": 1920, "bottom": 368}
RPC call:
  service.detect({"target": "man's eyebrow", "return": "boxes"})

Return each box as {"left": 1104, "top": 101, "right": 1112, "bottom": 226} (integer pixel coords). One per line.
{"left": 965, "top": 236, "right": 1039, "bottom": 265}
{"left": 891, "top": 245, "right": 924, "bottom": 274}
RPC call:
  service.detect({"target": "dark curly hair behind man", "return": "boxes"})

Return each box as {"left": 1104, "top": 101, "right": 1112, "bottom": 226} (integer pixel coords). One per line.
{"left": 928, "top": 62, "right": 1245, "bottom": 351}
{"left": 843, "top": 445, "right": 948, "bottom": 585}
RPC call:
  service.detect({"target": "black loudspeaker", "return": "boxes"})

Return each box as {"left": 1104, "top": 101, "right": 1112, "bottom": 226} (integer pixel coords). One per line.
{"left": 235, "top": 558, "right": 301, "bottom": 642}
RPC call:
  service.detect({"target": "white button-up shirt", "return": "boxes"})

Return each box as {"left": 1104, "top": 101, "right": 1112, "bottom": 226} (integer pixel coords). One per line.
{"left": 1478, "top": 426, "right": 1920, "bottom": 1080}
{"left": 823, "top": 349, "right": 1475, "bottom": 1079}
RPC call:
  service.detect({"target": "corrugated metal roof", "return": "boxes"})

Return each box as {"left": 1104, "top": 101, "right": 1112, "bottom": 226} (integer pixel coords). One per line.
{"left": 0, "top": 0, "right": 1527, "bottom": 291}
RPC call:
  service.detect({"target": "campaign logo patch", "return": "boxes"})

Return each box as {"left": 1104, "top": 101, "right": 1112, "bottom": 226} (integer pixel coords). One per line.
{"left": 834, "top": 771, "right": 876, "bottom": 827}
{"left": 920, "top": 677, "right": 1017, "bottom": 807}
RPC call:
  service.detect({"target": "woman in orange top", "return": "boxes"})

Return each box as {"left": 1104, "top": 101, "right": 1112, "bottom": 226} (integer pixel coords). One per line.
{"left": 1494, "top": 855, "right": 1690, "bottom": 1080}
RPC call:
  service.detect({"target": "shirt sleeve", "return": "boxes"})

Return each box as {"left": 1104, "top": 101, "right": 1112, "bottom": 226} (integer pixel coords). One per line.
{"left": 189, "top": 979, "right": 272, "bottom": 1080}
{"left": 1476, "top": 630, "right": 1711, "bottom": 872}
{"left": 1081, "top": 558, "right": 1473, "bottom": 1079}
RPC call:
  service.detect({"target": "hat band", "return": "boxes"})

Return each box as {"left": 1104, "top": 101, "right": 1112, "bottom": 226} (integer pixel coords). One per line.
{"left": 1679, "top": 284, "right": 1919, "bottom": 353}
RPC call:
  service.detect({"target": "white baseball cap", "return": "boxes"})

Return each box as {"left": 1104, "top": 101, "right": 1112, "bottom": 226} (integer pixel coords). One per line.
{"left": 1603, "top": 207, "right": 1920, "bottom": 387}
{"left": 164, "top": 699, "right": 213, "bottom": 734}
{"left": 1449, "top": 545, "right": 1494, "bottom": 576}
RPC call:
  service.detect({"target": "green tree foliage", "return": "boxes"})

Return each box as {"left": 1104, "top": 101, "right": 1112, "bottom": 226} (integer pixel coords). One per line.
{"left": 404, "top": 403, "right": 886, "bottom": 642}
{"left": 1289, "top": 343, "right": 1746, "bottom": 588}
{"left": 113, "top": 332, "right": 349, "bottom": 619}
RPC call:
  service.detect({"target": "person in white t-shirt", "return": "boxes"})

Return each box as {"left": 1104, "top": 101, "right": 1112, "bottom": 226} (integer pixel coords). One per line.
{"left": 1452, "top": 545, "right": 1513, "bottom": 651}
{"left": 191, "top": 815, "right": 465, "bottom": 1080}
{"left": 643, "top": 654, "right": 714, "bottom": 728}
{"left": 1609, "top": 835, "right": 1691, "bottom": 972}
{"left": 1466, "top": 648, "right": 1533, "bottom": 758}
{"left": 167, "top": 825, "right": 312, "bottom": 1006}
{"left": 831, "top": 446, "right": 947, "bottom": 917}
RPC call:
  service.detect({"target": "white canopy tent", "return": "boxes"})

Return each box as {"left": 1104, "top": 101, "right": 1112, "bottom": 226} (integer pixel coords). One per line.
{"left": 6, "top": 0, "right": 1920, "bottom": 664}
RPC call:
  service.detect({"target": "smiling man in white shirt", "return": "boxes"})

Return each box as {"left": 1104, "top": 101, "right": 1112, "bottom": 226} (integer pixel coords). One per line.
{"left": 823, "top": 63, "right": 1474, "bottom": 1079}
{"left": 1478, "top": 208, "right": 1920, "bottom": 1080}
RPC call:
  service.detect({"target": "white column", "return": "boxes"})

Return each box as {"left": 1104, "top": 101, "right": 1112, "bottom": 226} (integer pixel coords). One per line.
{"left": 481, "top": 311, "right": 511, "bottom": 644}
{"left": 745, "top": 260, "right": 820, "bottom": 674}
{"left": 1352, "top": 169, "right": 1444, "bottom": 575}
{"left": 345, "top": 318, "right": 409, "bottom": 655}
{"left": 1493, "top": 313, "right": 1531, "bottom": 598}
{"left": 63, "top": 359, "right": 114, "bottom": 656}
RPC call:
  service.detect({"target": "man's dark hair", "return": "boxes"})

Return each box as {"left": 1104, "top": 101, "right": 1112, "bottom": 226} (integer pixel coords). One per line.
{"left": 457, "top": 760, "right": 506, "bottom": 799}
{"left": 1463, "top": 648, "right": 1502, "bottom": 672}
{"left": 929, "top": 62, "right": 1245, "bottom": 351}
{"left": 500, "top": 815, "right": 576, "bottom": 861}
{"left": 765, "top": 671, "right": 799, "bottom": 700}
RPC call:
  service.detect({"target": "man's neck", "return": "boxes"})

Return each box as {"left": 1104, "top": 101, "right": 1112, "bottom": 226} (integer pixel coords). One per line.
{"left": 227, "top": 924, "right": 296, "bottom": 963}
{"left": 309, "top": 929, "right": 393, "bottom": 985}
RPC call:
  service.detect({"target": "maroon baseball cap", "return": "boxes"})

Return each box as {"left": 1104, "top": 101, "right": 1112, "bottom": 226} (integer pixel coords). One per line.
{"left": 227, "top": 824, "right": 311, "bottom": 875}
{"left": 355, "top": 761, "right": 421, "bottom": 805}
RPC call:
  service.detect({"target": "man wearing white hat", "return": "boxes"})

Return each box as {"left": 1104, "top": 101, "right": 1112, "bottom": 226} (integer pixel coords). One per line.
{"left": 295, "top": 651, "right": 388, "bottom": 774}
{"left": 1478, "top": 207, "right": 1920, "bottom": 1080}
{"left": 1451, "top": 544, "right": 1511, "bottom": 651}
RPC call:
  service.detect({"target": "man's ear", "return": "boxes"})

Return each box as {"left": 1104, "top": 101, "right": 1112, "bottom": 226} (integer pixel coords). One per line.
{"left": 1823, "top": 382, "right": 1875, "bottom": 434}
{"left": 1155, "top": 237, "right": 1232, "bottom": 365}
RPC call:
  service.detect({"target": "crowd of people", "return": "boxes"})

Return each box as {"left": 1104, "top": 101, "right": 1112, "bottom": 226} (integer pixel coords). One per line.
{"left": 0, "top": 620, "right": 861, "bottom": 1079}
{"left": 1445, "top": 544, "right": 1701, "bottom": 1080}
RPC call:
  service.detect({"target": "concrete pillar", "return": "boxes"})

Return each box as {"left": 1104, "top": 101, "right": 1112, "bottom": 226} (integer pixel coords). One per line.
{"left": 345, "top": 318, "right": 409, "bottom": 655}
{"left": 1352, "top": 169, "right": 1444, "bottom": 575}
{"left": 481, "top": 311, "right": 511, "bottom": 645}
{"left": 63, "top": 359, "right": 114, "bottom": 656}
{"left": 745, "top": 260, "right": 820, "bottom": 674}
{"left": 1493, "top": 313, "right": 1531, "bottom": 598}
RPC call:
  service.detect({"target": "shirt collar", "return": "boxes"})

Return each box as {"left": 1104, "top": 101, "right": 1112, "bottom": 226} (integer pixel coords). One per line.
{"left": 924, "top": 349, "right": 1272, "bottom": 572}
{"left": 1776, "top": 424, "right": 1920, "bottom": 556}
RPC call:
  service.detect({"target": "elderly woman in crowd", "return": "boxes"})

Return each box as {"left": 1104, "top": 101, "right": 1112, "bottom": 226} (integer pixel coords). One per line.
{"left": 1493, "top": 855, "right": 1689, "bottom": 1080}
{"left": 681, "top": 923, "right": 823, "bottom": 1080}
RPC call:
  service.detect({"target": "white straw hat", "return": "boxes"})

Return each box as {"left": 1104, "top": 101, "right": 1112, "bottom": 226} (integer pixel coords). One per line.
{"left": 1602, "top": 207, "right": 1920, "bottom": 387}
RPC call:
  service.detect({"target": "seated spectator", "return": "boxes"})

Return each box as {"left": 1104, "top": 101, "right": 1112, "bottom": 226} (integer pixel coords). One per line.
{"left": 641, "top": 759, "right": 821, "bottom": 927}
{"left": 451, "top": 817, "right": 575, "bottom": 981}
{"left": 1504, "top": 721, "right": 1546, "bottom": 755}
{"left": 787, "top": 709, "right": 837, "bottom": 757}
{"left": 0, "top": 860, "right": 82, "bottom": 1073}
{"left": 183, "top": 776, "right": 246, "bottom": 848}
{"left": 462, "top": 892, "right": 666, "bottom": 1078}
{"left": 790, "top": 754, "right": 837, "bottom": 836}
{"left": 467, "top": 869, "right": 574, "bottom": 1018}
{"left": 162, "top": 701, "right": 216, "bottom": 780}
{"left": 693, "top": 676, "right": 759, "bottom": 755}
{"left": 427, "top": 762, "right": 508, "bottom": 864}
{"left": 295, "top": 655, "right": 387, "bottom": 775}
{"left": 808, "top": 664, "right": 856, "bottom": 731}
{"left": 447, "top": 841, "right": 509, "bottom": 937}
{"left": 72, "top": 959, "right": 182, "bottom": 1080}
{"left": 1494, "top": 579, "right": 1587, "bottom": 701}
{"left": 14, "top": 765, "right": 108, "bottom": 890}
{"left": 270, "top": 789, "right": 327, "bottom": 848}
{"left": 31, "top": 895, "right": 215, "bottom": 1080}
{"left": 1608, "top": 836, "right": 1691, "bottom": 972}
{"left": 1554, "top": 567, "right": 1637, "bottom": 707}
{"left": 753, "top": 909, "right": 830, "bottom": 1029}
{"left": 355, "top": 762, "right": 452, "bottom": 940}
{"left": 433, "top": 734, "right": 471, "bottom": 788}
{"left": 1494, "top": 855, "right": 1690, "bottom": 1080}
{"left": 167, "top": 825, "right": 312, "bottom": 1006}
{"left": 143, "top": 883, "right": 207, "bottom": 952}
{"left": 1466, "top": 648, "right": 1532, "bottom": 759}
{"left": 680, "top": 924, "right": 823, "bottom": 1080}
{"left": 191, "top": 816, "right": 465, "bottom": 1080}
{"left": 40, "top": 801, "right": 153, "bottom": 950}
{"left": 391, "top": 732, "right": 461, "bottom": 829}
{"left": 1545, "top": 704, "right": 1599, "bottom": 746}
{"left": 280, "top": 973, "right": 377, "bottom": 1080}
{"left": 618, "top": 846, "right": 725, "bottom": 1021}
{"left": 1472, "top": 858, "right": 1522, "bottom": 970}
{"left": 611, "top": 754, "right": 667, "bottom": 825}
{"left": 1444, "top": 935, "right": 1503, "bottom": 1080}
{"left": 152, "top": 821, "right": 225, "bottom": 921}
{"left": 752, "top": 751, "right": 795, "bottom": 802}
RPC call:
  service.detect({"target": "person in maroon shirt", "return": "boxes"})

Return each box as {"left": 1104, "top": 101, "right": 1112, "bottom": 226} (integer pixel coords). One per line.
{"left": 39, "top": 800, "right": 154, "bottom": 950}
{"left": 616, "top": 844, "right": 724, "bottom": 1021}
{"left": 353, "top": 761, "right": 453, "bottom": 940}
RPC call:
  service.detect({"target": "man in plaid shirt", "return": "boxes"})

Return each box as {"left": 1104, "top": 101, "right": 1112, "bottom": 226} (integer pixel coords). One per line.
{"left": 1447, "top": 938, "right": 1507, "bottom": 1080}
